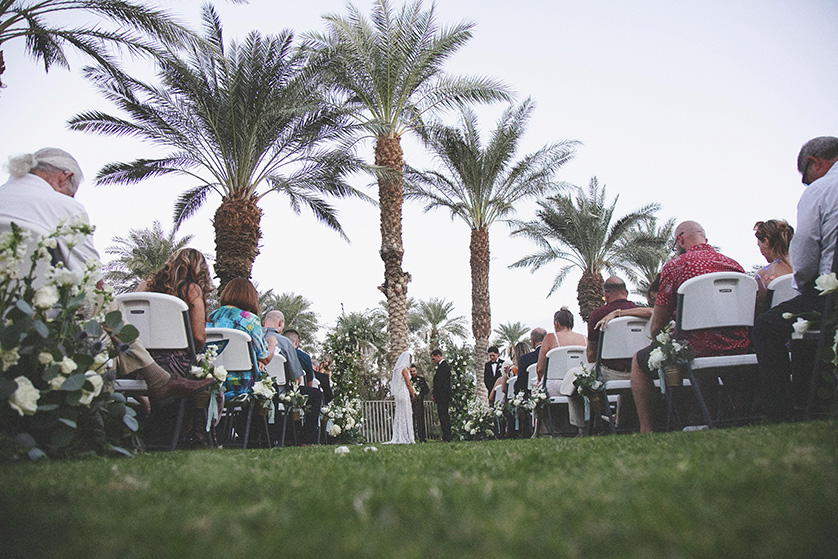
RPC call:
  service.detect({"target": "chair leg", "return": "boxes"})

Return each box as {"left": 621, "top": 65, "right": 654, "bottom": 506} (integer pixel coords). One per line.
{"left": 242, "top": 403, "right": 254, "bottom": 450}
{"left": 685, "top": 366, "right": 714, "bottom": 429}
{"left": 169, "top": 398, "right": 187, "bottom": 451}
{"left": 603, "top": 390, "right": 617, "bottom": 435}
{"left": 262, "top": 416, "right": 272, "bottom": 449}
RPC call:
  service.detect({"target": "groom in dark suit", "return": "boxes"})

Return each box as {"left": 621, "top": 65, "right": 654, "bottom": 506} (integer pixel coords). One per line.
{"left": 431, "top": 349, "right": 452, "bottom": 442}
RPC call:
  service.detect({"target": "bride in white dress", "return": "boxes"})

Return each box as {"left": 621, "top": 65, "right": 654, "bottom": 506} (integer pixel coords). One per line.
{"left": 388, "top": 350, "right": 416, "bottom": 444}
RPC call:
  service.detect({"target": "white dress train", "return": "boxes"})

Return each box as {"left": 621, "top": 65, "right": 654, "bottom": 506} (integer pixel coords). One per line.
{"left": 389, "top": 351, "right": 415, "bottom": 444}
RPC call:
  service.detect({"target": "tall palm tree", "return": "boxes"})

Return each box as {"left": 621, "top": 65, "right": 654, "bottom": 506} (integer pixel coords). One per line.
{"left": 511, "top": 177, "right": 661, "bottom": 322}
{"left": 102, "top": 220, "right": 196, "bottom": 293}
{"left": 0, "top": 0, "right": 195, "bottom": 89}
{"left": 68, "top": 5, "right": 366, "bottom": 289}
{"left": 491, "top": 321, "right": 529, "bottom": 358}
{"left": 415, "top": 297, "right": 468, "bottom": 350}
{"left": 405, "top": 100, "right": 577, "bottom": 400}
{"left": 259, "top": 290, "right": 320, "bottom": 349}
{"left": 307, "top": 0, "right": 511, "bottom": 364}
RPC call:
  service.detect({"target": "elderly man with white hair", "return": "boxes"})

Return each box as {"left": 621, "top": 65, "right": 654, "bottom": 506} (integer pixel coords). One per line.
{"left": 0, "top": 147, "right": 215, "bottom": 401}
{"left": 0, "top": 147, "right": 99, "bottom": 272}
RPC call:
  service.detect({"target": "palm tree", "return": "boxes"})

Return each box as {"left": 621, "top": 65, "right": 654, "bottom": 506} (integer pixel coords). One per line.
{"left": 102, "top": 220, "right": 196, "bottom": 293}
{"left": 68, "top": 5, "right": 366, "bottom": 289}
{"left": 405, "top": 100, "right": 577, "bottom": 400}
{"left": 619, "top": 217, "right": 676, "bottom": 303}
{"left": 415, "top": 297, "right": 468, "bottom": 350}
{"left": 307, "top": 0, "right": 512, "bottom": 364}
{"left": 259, "top": 290, "right": 320, "bottom": 349}
{"left": 510, "top": 177, "right": 661, "bottom": 322}
{"left": 491, "top": 321, "right": 529, "bottom": 358}
{"left": 0, "top": 0, "right": 194, "bottom": 89}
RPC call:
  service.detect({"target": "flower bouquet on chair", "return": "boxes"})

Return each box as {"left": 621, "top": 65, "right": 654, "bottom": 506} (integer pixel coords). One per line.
{"left": 647, "top": 323, "right": 695, "bottom": 390}
{"left": 573, "top": 365, "right": 606, "bottom": 411}
{"left": 189, "top": 344, "right": 228, "bottom": 430}
{"left": 280, "top": 385, "right": 309, "bottom": 420}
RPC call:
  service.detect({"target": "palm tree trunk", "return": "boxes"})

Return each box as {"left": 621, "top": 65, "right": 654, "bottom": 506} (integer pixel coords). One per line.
{"left": 375, "top": 135, "right": 411, "bottom": 364}
{"left": 577, "top": 269, "right": 604, "bottom": 323}
{"left": 213, "top": 195, "right": 262, "bottom": 291}
{"left": 470, "top": 227, "right": 490, "bottom": 402}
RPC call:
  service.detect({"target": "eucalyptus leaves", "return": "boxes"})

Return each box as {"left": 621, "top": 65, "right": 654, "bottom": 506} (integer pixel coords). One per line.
{"left": 0, "top": 222, "right": 141, "bottom": 460}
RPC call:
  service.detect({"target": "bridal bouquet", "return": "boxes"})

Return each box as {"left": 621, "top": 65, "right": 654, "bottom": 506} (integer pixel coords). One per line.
{"left": 0, "top": 221, "right": 141, "bottom": 460}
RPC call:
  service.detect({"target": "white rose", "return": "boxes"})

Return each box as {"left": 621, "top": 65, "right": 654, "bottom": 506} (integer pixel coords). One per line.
{"left": 190, "top": 365, "right": 206, "bottom": 378}
{"left": 60, "top": 357, "right": 78, "bottom": 375}
{"left": 33, "top": 285, "right": 59, "bottom": 309}
{"left": 1, "top": 347, "right": 20, "bottom": 372}
{"left": 815, "top": 272, "right": 838, "bottom": 294}
{"left": 38, "top": 352, "right": 54, "bottom": 365}
{"left": 9, "top": 376, "right": 40, "bottom": 416}
{"left": 792, "top": 318, "right": 810, "bottom": 335}
{"left": 329, "top": 424, "right": 342, "bottom": 437}
{"left": 655, "top": 331, "right": 670, "bottom": 344}
{"left": 84, "top": 371, "right": 104, "bottom": 397}
{"left": 782, "top": 312, "right": 795, "bottom": 320}
{"left": 213, "top": 365, "right": 227, "bottom": 383}
{"left": 93, "top": 352, "right": 109, "bottom": 367}
{"left": 49, "top": 374, "right": 67, "bottom": 391}
{"left": 648, "top": 347, "right": 665, "bottom": 371}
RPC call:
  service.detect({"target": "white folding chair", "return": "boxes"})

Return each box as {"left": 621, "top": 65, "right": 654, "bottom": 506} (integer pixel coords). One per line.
{"left": 506, "top": 375, "right": 517, "bottom": 401}
{"left": 207, "top": 327, "right": 271, "bottom": 449}
{"left": 766, "top": 274, "right": 796, "bottom": 309}
{"left": 114, "top": 292, "right": 197, "bottom": 451}
{"left": 674, "top": 272, "right": 759, "bottom": 429}
{"left": 264, "top": 349, "right": 289, "bottom": 446}
{"left": 595, "top": 316, "right": 651, "bottom": 433}
{"left": 542, "top": 346, "right": 586, "bottom": 436}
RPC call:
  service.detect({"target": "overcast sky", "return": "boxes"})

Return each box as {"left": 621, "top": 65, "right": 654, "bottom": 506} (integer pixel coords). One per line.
{"left": 1, "top": 0, "right": 837, "bottom": 346}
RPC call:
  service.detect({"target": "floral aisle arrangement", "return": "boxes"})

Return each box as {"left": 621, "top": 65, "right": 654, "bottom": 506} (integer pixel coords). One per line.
{"left": 321, "top": 397, "right": 364, "bottom": 444}
{"left": 647, "top": 323, "right": 695, "bottom": 389}
{"left": 459, "top": 398, "right": 495, "bottom": 441}
{"left": 189, "top": 344, "right": 228, "bottom": 429}
{"left": 784, "top": 272, "right": 838, "bottom": 409}
{"left": 279, "top": 384, "right": 309, "bottom": 416}
{"left": 0, "top": 222, "right": 142, "bottom": 460}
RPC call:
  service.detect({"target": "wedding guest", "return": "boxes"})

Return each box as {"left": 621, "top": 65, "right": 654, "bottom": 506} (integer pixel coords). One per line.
{"left": 753, "top": 219, "right": 794, "bottom": 314}
{"left": 137, "top": 248, "right": 215, "bottom": 445}
{"left": 536, "top": 307, "right": 587, "bottom": 384}
{"left": 208, "top": 278, "right": 270, "bottom": 399}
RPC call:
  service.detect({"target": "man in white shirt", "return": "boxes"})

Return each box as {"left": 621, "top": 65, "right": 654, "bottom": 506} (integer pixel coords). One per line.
{"left": 752, "top": 136, "right": 838, "bottom": 421}
{"left": 0, "top": 147, "right": 99, "bottom": 272}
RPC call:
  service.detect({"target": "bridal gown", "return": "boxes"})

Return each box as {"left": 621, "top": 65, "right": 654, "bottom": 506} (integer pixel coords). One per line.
{"left": 389, "top": 365, "right": 415, "bottom": 444}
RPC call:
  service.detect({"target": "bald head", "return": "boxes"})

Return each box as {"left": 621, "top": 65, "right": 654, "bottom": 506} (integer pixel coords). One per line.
{"left": 603, "top": 276, "right": 628, "bottom": 302}
{"left": 530, "top": 327, "right": 547, "bottom": 347}
{"left": 674, "top": 221, "right": 707, "bottom": 253}
{"left": 264, "top": 310, "right": 285, "bottom": 330}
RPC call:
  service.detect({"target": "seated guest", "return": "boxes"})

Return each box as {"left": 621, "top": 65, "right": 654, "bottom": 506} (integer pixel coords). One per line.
{"left": 561, "top": 277, "right": 650, "bottom": 433}
{"left": 0, "top": 148, "right": 213, "bottom": 401}
{"left": 208, "top": 278, "right": 270, "bottom": 399}
{"left": 753, "top": 219, "right": 794, "bottom": 314}
{"left": 513, "top": 328, "right": 546, "bottom": 438}
{"left": 536, "top": 307, "right": 587, "bottom": 386}
{"left": 631, "top": 221, "right": 750, "bottom": 432}
{"left": 137, "top": 248, "right": 213, "bottom": 376}
{"left": 312, "top": 359, "right": 333, "bottom": 405}
{"left": 282, "top": 328, "right": 323, "bottom": 446}
{"left": 753, "top": 137, "right": 838, "bottom": 421}
{"left": 137, "top": 248, "right": 215, "bottom": 443}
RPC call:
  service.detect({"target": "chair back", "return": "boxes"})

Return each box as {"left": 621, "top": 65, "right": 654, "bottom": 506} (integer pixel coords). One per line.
{"left": 0, "top": 218, "right": 66, "bottom": 290}
{"left": 115, "top": 292, "right": 196, "bottom": 358}
{"left": 492, "top": 384, "right": 505, "bottom": 404}
{"left": 766, "top": 274, "right": 796, "bottom": 308}
{"left": 675, "top": 272, "right": 758, "bottom": 334}
{"left": 205, "top": 327, "right": 255, "bottom": 372}
{"left": 545, "top": 346, "right": 587, "bottom": 382}
{"left": 526, "top": 363, "right": 538, "bottom": 389}
{"left": 265, "top": 349, "right": 287, "bottom": 386}
{"left": 597, "top": 317, "right": 650, "bottom": 362}
{"left": 506, "top": 375, "right": 517, "bottom": 399}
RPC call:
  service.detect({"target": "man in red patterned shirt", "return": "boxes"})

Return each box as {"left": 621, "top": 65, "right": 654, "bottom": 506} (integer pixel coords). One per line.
{"left": 630, "top": 221, "right": 750, "bottom": 432}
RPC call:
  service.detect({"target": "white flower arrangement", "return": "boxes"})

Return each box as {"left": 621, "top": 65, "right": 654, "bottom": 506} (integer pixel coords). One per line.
{"left": 0, "top": 221, "right": 141, "bottom": 460}
{"left": 647, "top": 323, "right": 695, "bottom": 374}
{"left": 321, "top": 397, "right": 365, "bottom": 444}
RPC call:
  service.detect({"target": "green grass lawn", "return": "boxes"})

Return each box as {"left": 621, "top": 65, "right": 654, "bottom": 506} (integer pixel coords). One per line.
{"left": 1, "top": 421, "right": 836, "bottom": 559}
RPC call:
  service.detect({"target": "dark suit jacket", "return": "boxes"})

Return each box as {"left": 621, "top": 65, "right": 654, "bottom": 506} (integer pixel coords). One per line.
{"left": 483, "top": 358, "right": 504, "bottom": 394}
{"left": 432, "top": 360, "right": 452, "bottom": 405}
{"left": 296, "top": 348, "right": 315, "bottom": 383}
{"left": 515, "top": 346, "right": 540, "bottom": 393}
